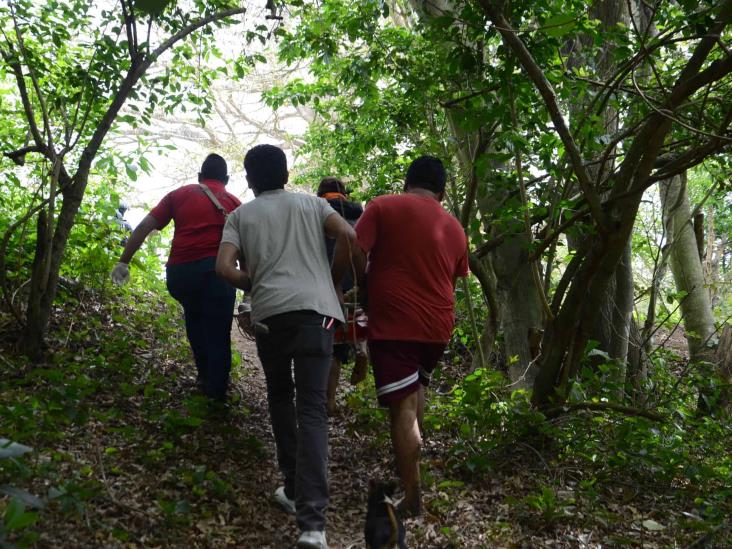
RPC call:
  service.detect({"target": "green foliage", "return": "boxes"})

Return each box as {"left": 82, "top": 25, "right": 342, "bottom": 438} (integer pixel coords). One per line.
{"left": 412, "top": 351, "right": 731, "bottom": 536}
{"left": 425, "top": 368, "right": 545, "bottom": 475}
{"left": 0, "top": 498, "right": 39, "bottom": 547}
{"left": 0, "top": 276, "right": 254, "bottom": 544}
{"left": 508, "top": 485, "right": 572, "bottom": 528}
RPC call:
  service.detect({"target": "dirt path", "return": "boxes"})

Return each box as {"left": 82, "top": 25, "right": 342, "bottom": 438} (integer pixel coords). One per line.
{"left": 20, "top": 307, "right": 488, "bottom": 548}
{"left": 227, "top": 329, "right": 514, "bottom": 548}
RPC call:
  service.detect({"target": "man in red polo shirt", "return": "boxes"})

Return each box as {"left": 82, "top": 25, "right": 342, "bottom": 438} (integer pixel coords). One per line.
{"left": 111, "top": 154, "right": 241, "bottom": 401}
{"left": 338, "top": 155, "right": 468, "bottom": 516}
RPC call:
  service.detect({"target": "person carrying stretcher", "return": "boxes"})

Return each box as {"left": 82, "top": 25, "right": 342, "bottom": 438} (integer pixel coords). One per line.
{"left": 317, "top": 177, "right": 369, "bottom": 416}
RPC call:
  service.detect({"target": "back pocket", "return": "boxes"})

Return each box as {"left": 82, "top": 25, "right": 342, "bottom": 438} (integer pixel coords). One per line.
{"left": 296, "top": 323, "right": 334, "bottom": 356}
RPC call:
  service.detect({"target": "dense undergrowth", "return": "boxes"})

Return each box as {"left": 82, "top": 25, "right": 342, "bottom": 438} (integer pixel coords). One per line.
{"left": 0, "top": 283, "right": 255, "bottom": 547}
{"left": 2, "top": 279, "right": 730, "bottom": 546}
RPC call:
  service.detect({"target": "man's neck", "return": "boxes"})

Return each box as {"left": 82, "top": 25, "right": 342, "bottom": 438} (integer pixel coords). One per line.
{"left": 405, "top": 187, "right": 439, "bottom": 200}
{"left": 253, "top": 188, "right": 285, "bottom": 197}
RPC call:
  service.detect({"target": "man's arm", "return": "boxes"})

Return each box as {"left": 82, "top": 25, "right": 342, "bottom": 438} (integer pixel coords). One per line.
{"left": 111, "top": 214, "right": 159, "bottom": 284}
{"left": 325, "top": 212, "right": 363, "bottom": 289}
{"left": 118, "top": 214, "right": 159, "bottom": 264}
{"left": 331, "top": 232, "right": 366, "bottom": 289}
{"left": 215, "top": 242, "right": 252, "bottom": 291}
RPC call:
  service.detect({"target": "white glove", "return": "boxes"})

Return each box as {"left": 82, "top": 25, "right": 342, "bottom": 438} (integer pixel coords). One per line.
{"left": 111, "top": 262, "right": 130, "bottom": 285}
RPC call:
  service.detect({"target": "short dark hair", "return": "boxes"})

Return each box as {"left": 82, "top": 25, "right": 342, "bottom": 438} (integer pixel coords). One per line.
{"left": 200, "top": 153, "right": 228, "bottom": 183}
{"left": 317, "top": 177, "right": 348, "bottom": 197}
{"left": 244, "top": 144, "right": 288, "bottom": 192}
{"left": 405, "top": 155, "right": 446, "bottom": 194}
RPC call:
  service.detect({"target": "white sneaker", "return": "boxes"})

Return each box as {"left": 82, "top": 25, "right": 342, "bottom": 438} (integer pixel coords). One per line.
{"left": 272, "top": 486, "right": 295, "bottom": 515}
{"left": 297, "top": 530, "right": 327, "bottom": 549}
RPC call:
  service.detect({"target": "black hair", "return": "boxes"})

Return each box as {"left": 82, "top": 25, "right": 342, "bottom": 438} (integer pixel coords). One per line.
{"left": 317, "top": 176, "right": 348, "bottom": 197}
{"left": 244, "top": 144, "right": 288, "bottom": 192}
{"left": 405, "top": 155, "right": 446, "bottom": 194}
{"left": 199, "top": 153, "right": 229, "bottom": 183}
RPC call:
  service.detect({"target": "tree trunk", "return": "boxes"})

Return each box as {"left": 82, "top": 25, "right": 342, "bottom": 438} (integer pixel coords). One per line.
{"left": 20, "top": 180, "right": 86, "bottom": 358}
{"left": 659, "top": 173, "right": 718, "bottom": 411}
{"left": 566, "top": 0, "right": 634, "bottom": 380}
{"left": 491, "top": 234, "right": 544, "bottom": 387}
{"left": 585, "top": 240, "right": 634, "bottom": 370}
{"left": 532, "top": 215, "right": 637, "bottom": 407}
{"left": 626, "top": 316, "right": 649, "bottom": 404}
{"left": 468, "top": 253, "right": 499, "bottom": 370}
{"left": 23, "top": 210, "right": 49, "bottom": 359}
{"left": 715, "top": 325, "right": 732, "bottom": 416}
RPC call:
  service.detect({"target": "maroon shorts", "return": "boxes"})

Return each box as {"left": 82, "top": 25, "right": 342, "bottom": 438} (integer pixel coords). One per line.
{"left": 369, "top": 340, "right": 446, "bottom": 406}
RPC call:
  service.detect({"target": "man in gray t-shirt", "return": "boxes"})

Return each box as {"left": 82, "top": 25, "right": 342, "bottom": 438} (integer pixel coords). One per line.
{"left": 216, "top": 145, "right": 354, "bottom": 549}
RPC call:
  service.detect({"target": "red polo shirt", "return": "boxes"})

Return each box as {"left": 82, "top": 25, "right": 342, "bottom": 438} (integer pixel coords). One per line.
{"left": 149, "top": 180, "right": 241, "bottom": 266}
{"left": 355, "top": 193, "right": 469, "bottom": 343}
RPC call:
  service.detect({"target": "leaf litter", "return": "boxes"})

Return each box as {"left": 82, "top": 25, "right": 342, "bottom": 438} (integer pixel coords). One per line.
{"left": 0, "top": 292, "right": 729, "bottom": 547}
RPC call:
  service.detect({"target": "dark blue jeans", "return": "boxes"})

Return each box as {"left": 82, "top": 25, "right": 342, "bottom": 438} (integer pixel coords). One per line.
{"left": 166, "top": 256, "right": 236, "bottom": 401}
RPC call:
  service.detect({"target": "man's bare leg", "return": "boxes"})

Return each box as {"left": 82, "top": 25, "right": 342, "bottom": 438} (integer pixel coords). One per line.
{"left": 350, "top": 341, "right": 368, "bottom": 385}
{"left": 416, "top": 384, "right": 426, "bottom": 433}
{"left": 388, "top": 390, "right": 422, "bottom": 516}
{"left": 326, "top": 356, "right": 341, "bottom": 416}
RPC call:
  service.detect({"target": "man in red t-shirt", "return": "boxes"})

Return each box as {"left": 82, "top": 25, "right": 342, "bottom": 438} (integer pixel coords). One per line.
{"left": 110, "top": 154, "right": 241, "bottom": 401}
{"left": 343, "top": 155, "right": 468, "bottom": 516}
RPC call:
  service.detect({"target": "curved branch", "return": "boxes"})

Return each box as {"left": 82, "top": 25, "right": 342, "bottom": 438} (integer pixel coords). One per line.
{"left": 0, "top": 43, "right": 44, "bottom": 148}
{"left": 3, "top": 145, "right": 44, "bottom": 166}
{"left": 477, "top": 1, "right": 607, "bottom": 231}
{"left": 76, "top": 6, "right": 248, "bottom": 184}
{"left": 10, "top": 2, "right": 54, "bottom": 149}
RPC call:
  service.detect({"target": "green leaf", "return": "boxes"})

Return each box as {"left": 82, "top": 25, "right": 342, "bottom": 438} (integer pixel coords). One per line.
{"left": 4, "top": 499, "right": 39, "bottom": 532}
{"left": 0, "top": 438, "right": 33, "bottom": 459}
{"left": 135, "top": 0, "right": 172, "bottom": 17}
{"left": 543, "top": 14, "right": 577, "bottom": 37}
{"left": 437, "top": 480, "right": 465, "bottom": 489}
{"left": 0, "top": 486, "right": 45, "bottom": 510}
{"left": 125, "top": 164, "right": 137, "bottom": 182}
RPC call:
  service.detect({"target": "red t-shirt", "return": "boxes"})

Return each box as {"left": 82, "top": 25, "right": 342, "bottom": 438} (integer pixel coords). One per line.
{"left": 149, "top": 180, "right": 241, "bottom": 266}
{"left": 355, "top": 193, "right": 469, "bottom": 343}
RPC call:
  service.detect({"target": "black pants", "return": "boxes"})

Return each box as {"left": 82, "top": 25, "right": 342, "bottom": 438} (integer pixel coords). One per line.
{"left": 166, "top": 257, "right": 236, "bottom": 400}
{"left": 255, "top": 310, "right": 334, "bottom": 532}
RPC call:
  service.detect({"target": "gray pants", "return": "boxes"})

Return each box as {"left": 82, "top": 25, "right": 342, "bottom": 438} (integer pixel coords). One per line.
{"left": 255, "top": 310, "right": 334, "bottom": 532}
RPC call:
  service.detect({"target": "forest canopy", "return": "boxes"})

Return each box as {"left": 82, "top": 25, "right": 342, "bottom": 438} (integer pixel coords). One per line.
{"left": 0, "top": 0, "right": 731, "bottom": 546}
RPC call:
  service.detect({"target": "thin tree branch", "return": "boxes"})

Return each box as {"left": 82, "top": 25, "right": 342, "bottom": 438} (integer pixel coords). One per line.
{"left": 3, "top": 145, "right": 44, "bottom": 165}
{"left": 477, "top": 1, "right": 607, "bottom": 231}
{"left": 546, "top": 401, "right": 665, "bottom": 421}
{"left": 120, "top": 0, "right": 138, "bottom": 61}
{"left": 0, "top": 43, "right": 43, "bottom": 148}
{"left": 440, "top": 84, "right": 502, "bottom": 108}
{"left": 10, "top": 1, "right": 54, "bottom": 150}
{"left": 473, "top": 234, "right": 506, "bottom": 258}
{"left": 76, "top": 6, "right": 248, "bottom": 184}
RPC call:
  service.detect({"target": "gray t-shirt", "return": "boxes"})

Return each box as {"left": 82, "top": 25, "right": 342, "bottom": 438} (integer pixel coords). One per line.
{"left": 221, "top": 189, "right": 344, "bottom": 324}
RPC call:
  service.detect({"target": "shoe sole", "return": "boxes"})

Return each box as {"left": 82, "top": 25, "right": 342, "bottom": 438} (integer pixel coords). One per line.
{"left": 272, "top": 498, "right": 296, "bottom": 515}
